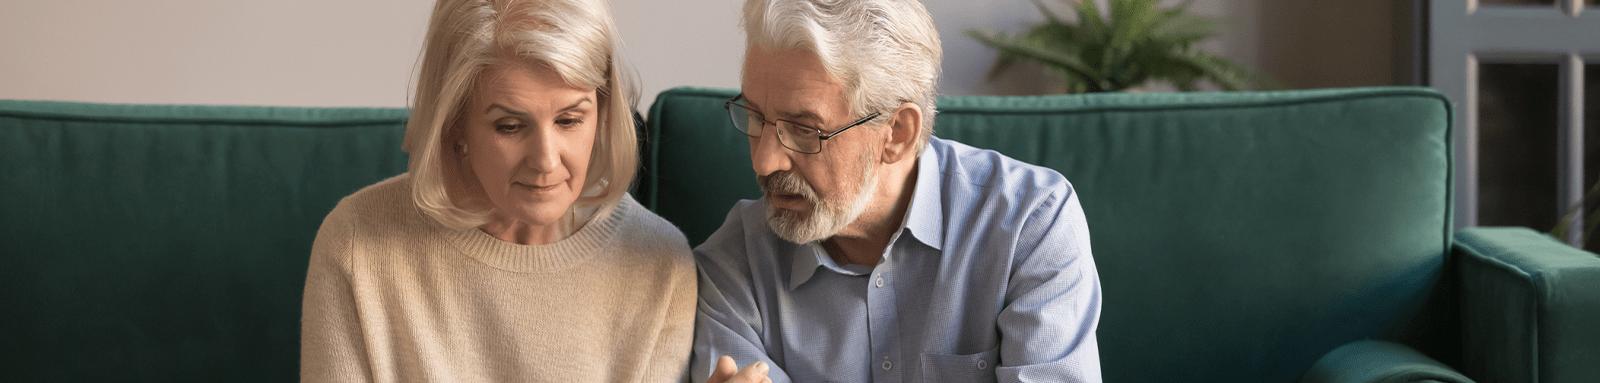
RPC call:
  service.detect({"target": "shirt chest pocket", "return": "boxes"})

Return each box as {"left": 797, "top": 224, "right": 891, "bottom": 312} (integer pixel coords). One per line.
{"left": 919, "top": 346, "right": 999, "bottom": 382}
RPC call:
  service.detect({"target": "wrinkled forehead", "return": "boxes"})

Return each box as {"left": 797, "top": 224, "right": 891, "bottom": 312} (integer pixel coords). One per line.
{"left": 469, "top": 63, "right": 596, "bottom": 110}
{"left": 740, "top": 45, "right": 851, "bottom": 123}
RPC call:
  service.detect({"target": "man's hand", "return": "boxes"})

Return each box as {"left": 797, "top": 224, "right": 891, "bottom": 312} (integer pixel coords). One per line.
{"left": 706, "top": 355, "right": 771, "bottom": 383}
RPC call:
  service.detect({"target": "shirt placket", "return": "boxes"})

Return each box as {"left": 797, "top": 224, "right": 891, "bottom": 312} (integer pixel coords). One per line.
{"left": 866, "top": 257, "right": 902, "bottom": 382}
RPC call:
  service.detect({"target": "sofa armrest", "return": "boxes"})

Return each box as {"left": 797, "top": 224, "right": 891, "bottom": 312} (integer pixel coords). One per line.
{"left": 1300, "top": 340, "right": 1473, "bottom": 383}
{"left": 1455, "top": 227, "right": 1600, "bottom": 383}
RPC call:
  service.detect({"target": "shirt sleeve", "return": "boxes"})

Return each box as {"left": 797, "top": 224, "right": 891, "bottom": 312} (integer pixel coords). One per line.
{"left": 994, "top": 186, "right": 1104, "bottom": 382}
{"left": 300, "top": 205, "right": 374, "bottom": 382}
{"left": 689, "top": 211, "right": 794, "bottom": 383}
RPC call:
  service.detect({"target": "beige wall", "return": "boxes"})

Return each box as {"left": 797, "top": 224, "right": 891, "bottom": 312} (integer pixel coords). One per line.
{"left": 0, "top": 0, "right": 433, "bottom": 107}
{"left": 0, "top": 0, "right": 1400, "bottom": 109}
{"left": 1204, "top": 0, "right": 1401, "bottom": 89}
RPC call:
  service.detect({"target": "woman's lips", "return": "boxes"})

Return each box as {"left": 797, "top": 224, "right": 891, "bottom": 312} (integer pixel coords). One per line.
{"left": 514, "top": 181, "right": 562, "bottom": 193}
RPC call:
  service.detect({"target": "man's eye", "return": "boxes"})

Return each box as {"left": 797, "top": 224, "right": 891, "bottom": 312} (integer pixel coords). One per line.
{"left": 783, "top": 122, "right": 819, "bottom": 137}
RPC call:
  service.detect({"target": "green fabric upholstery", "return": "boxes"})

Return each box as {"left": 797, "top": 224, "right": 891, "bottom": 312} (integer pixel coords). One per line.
{"left": 1455, "top": 227, "right": 1600, "bottom": 383}
{"left": 7, "top": 86, "right": 1592, "bottom": 381}
{"left": 1301, "top": 340, "right": 1474, "bottom": 383}
{"left": 0, "top": 100, "right": 409, "bottom": 381}
{"left": 645, "top": 87, "right": 1463, "bottom": 382}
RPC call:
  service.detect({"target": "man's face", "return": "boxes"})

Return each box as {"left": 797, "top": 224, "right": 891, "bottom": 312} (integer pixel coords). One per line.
{"left": 740, "top": 45, "right": 884, "bottom": 244}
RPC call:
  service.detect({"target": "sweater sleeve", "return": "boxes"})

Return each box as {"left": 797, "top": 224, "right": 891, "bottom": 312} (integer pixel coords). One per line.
{"left": 641, "top": 245, "right": 698, "bottom": 382}
{"left": 300, "top": 203, "right": 374, "bottom": 382}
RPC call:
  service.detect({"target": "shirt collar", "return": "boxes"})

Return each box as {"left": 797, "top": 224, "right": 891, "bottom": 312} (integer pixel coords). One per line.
{"left": 787, "top": 243, "right": 872, "bottom": 290}
{"left": 903, "top": 141, "right": 945, "bottom": 250}
{"left": 787, "top": 244, "right": 821, "bottom": 291}
{"left": 784, "top": 140, "right": 947, "bottom": 290}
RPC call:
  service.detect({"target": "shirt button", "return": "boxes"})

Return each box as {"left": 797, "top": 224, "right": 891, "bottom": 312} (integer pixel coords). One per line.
{"left": 874, "top": 276, "right": 885, "bottom": 288}
{"left": 977, "top": 359, "right": 988, "bottom": 370}
{"left": 882, "top": 359, "right": 893, "bottom": 371}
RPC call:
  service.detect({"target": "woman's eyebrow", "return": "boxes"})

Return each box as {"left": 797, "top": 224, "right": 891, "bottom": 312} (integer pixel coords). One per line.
{"left": 485, "top": 103, "right": 529, "bottom": 117}
{"left": 559, "top": 97, "right": 594, "bottom": 113}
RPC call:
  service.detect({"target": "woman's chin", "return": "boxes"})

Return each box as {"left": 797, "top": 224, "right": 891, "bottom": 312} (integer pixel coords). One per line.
{"left": 504, "top": 203, "right": 573, "bottom": 226}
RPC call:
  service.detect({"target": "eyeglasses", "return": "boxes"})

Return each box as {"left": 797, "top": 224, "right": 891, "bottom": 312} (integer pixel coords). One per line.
{"left": 724, "top": 94, "right": 881, "bottom": 154}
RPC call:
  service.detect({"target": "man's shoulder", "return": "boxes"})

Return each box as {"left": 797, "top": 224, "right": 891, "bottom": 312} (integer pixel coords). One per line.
{"left": 931, "top": 138, "right": 1075, "bottom": 218}
{"left": 690, "top": 198, "right": 795, "bottom": 305}
{"left": 693, "top": 199, "right": 774, "bottom": 264}
{"left": 929, "top": 138, "right": 1093, "bottom": 276}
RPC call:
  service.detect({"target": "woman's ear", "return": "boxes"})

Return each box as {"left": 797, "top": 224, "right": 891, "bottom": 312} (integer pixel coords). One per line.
{"left": 881, "top": 102, "right": 923, "bottom": 164}
{"left": 442, "top": 123, "right": 486, "bottom": 210}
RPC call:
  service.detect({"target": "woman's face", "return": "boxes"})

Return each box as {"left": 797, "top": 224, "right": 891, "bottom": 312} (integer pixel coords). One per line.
{"left": 459, "top": 64, "right": 599, "bottom": 229}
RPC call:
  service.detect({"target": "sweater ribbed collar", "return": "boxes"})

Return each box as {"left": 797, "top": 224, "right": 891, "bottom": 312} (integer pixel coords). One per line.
{"left": 444, "top": 196, "right": 633, "bottom": 273}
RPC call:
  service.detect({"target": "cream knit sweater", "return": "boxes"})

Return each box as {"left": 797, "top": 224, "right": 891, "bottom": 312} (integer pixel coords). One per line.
{"left": 300, "top": 175, "right": 695, "bottom": 382}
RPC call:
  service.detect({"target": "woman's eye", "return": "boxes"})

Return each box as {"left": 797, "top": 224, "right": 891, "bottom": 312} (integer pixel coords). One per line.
{"left": 556, "top": 118, "right": 583, "bottom": 129}
{"left": 492, "top": 117, "right": 525, "bottom": 133}
{"left": 494, "top": 123, "right": 524, "bottom": 133}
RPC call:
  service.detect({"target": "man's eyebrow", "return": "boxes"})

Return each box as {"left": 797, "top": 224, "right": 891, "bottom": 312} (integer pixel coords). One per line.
{"left": 778, "top": 109, "right": 824, "bottom": 123}
{"left": 740, "top": 97, "right": 821, "bottom": 123}
{"left": 743, "top": 96, "right": 764, "bottom": 112}
{"left": 485, "top": 103, "right": 528, "bottom": 116}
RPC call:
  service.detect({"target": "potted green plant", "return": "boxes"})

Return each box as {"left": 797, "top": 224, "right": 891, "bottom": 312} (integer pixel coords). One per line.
{"left": 1551, "top": 181, "right": 1600, "bottom": 255}
{"left": 968, "top": 0, "right": 1260, "bottom": 93}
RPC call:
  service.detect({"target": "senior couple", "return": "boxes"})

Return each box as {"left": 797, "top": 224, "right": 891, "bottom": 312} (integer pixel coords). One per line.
{"left": 299, "top": 0, "right": 1101, "bottom": 381}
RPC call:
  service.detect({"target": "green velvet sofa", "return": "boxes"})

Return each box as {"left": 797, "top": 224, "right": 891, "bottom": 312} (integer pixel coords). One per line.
{"left": 2, "top": 86, "right": 1596, "bottom": 382}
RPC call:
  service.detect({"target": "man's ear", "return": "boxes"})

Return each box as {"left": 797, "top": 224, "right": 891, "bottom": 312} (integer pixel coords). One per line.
{"left": 881, "top": 101, "right": 922, "bottom": 164}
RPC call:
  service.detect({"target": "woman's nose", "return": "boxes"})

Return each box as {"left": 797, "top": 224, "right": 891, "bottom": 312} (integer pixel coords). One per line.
{"left": 525, "top": 126, "right": 561, "bottom": 172}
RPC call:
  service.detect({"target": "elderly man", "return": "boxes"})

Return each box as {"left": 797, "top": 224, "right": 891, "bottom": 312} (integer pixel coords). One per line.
{"left": 692, "top": 1, "right": 1102, "bottom": 382}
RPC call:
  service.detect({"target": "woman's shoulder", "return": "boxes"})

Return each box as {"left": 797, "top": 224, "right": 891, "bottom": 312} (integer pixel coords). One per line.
{"left": 337, "top": 173, "right": 413, "bottom": 213}
{"left": 610, "top": 194, "right": 694, "bottom": 267}
{"left": 321, "top": 173, "right": 429, "bottom": 238}
{"left": 310, "top": 174, "right": 427, "bottom": 270}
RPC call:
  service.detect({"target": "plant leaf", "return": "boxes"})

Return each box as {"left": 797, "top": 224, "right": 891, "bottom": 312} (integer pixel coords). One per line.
{"left": 969, "top": 29, "right": 1102, "bottom": 89}
{"left": 969, "top": 0, "right": 1263, "bottom": 93}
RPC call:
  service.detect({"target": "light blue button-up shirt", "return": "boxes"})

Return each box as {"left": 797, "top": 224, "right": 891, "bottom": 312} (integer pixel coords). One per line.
{"left": 691, "top": 137, "right": 1102, "bottom": 382}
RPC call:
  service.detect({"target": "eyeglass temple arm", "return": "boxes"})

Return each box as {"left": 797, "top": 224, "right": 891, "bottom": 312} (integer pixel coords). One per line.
{"left": 818, "top": 112, "right": 883, "bottom": 141}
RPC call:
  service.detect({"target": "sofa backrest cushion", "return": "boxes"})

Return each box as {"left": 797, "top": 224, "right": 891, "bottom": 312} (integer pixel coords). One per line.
{"left": 0, "top": 100, "right": 408, "bottom": 381}
{"left": 643, "top": 87, "right": 1455, "bottom": 382}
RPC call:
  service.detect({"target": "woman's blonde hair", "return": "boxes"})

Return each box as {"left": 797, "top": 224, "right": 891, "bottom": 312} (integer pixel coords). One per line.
{"left": 402, "top": 0, "right": 638, "bottom": 230}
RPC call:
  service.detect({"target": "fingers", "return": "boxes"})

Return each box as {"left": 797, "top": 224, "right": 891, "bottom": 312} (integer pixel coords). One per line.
{"left": 708, "top": 356, "right": 772, "bottom": 383}
{"left": 708, "top": 356, "right": 738, "bottom": 383}
{"left": 731, "top": 361, "right": 770, "bottom": 383}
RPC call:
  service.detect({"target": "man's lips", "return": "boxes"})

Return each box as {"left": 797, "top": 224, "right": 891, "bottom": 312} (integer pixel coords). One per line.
{"left": 767, "top": 192, "right": 808, "bottom": 209}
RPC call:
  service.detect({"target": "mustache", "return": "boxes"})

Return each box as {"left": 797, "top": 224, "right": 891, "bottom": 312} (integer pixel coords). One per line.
{"left": 759, "top": 171, "right": 817, "bottom": 201}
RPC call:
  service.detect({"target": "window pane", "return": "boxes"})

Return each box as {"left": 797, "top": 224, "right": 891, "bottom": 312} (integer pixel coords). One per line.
{"left": 1478, "top": 63, "right": 1559, "bottom": 230}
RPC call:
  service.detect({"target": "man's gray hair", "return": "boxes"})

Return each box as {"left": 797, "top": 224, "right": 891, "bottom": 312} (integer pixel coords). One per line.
{"left": 742, "top": 0, "right": 942, "bottom": 153}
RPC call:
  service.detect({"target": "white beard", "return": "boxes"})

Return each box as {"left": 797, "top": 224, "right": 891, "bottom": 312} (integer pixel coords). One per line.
{"left": 763, "top": 152, "right": 879, "bottom": 244}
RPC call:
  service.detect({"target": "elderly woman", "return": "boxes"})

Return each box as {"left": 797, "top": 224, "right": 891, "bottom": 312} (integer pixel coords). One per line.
{"left": 299, "top": 0, "right": 694, "bottom": 381}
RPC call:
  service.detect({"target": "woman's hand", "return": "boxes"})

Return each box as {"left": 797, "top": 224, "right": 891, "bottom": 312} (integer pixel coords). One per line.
{"left": 707, "top": 356, "right": 771, "bottom": 383}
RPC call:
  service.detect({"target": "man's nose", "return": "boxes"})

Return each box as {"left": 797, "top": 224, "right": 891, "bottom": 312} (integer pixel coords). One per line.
{"left": 749, "top": 125, "right": 790, "bottom": 177}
